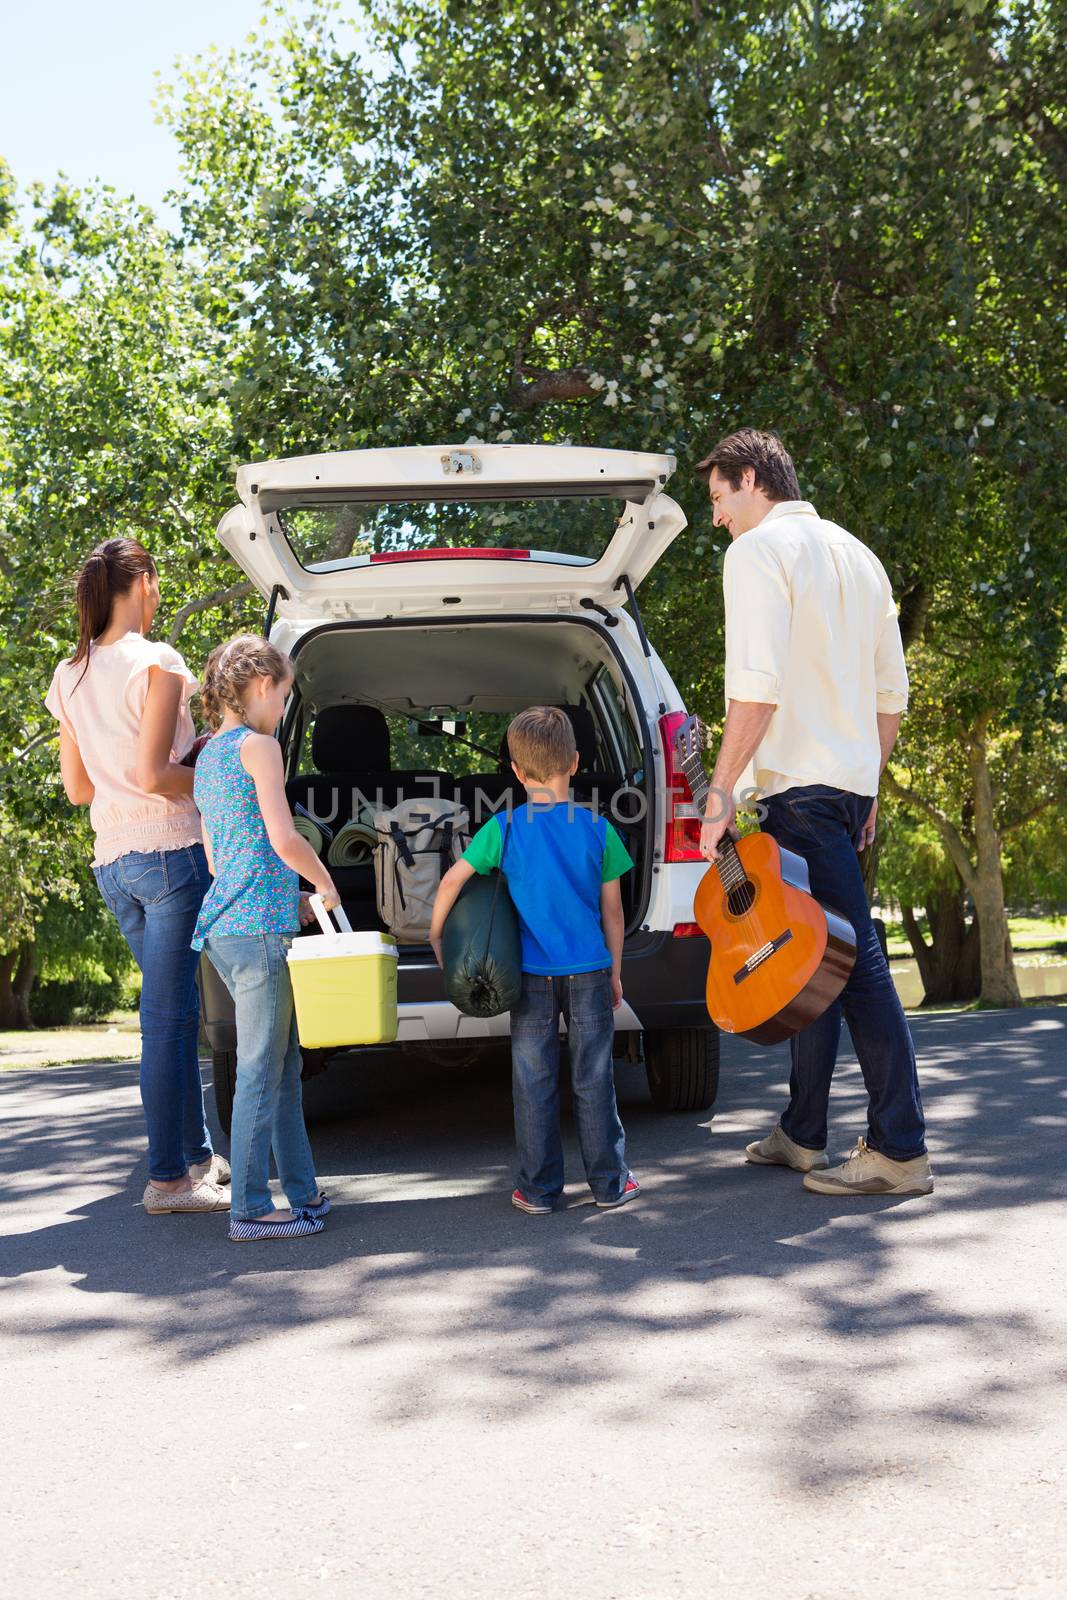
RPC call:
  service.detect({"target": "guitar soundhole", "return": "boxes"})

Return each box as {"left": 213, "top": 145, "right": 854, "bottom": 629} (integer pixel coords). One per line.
{"left": 726, "top": 880, "right": 756, "bottom": 916}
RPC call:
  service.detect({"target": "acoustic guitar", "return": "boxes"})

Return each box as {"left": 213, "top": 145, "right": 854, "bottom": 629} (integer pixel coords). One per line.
{"left": 675, "top": 716, "right": 856, "bottom": 1045}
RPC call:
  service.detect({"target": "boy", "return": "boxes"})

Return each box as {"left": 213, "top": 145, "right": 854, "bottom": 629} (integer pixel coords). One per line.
{"left": 429, "top": 706, "right": 639, "bottom": 1214}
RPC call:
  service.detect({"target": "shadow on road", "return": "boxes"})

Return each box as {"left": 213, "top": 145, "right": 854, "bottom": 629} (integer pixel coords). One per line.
{"left": 2, "top": 1008, "right": 1064, "bottom": 1492}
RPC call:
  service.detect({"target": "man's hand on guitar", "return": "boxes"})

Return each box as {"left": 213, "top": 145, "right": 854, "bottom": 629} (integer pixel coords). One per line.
{"left": 699, "top": 794, "right": 738, "bottom": 862}
{"left": 858, "top": 797, "right": 878, "bottom": 853}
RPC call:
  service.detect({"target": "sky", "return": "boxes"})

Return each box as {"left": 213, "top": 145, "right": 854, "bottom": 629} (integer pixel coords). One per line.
{"left": 1, "top": 0, "right": 283, "bottom": 218}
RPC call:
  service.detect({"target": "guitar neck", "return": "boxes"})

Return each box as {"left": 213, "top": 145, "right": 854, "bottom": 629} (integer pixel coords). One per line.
{"left": 677, "top": 723, "right": 744, "bottom": 880}
{"left": 678, "top": 744, "right": 711, "bottom": 817}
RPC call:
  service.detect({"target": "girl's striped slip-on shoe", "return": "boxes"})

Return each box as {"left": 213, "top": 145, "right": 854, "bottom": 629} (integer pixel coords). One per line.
{"left": 296, "top": 1192, "right": 330, "bottom": 1219}
{"left": 229, "top": 1213, "right": 326, "bottom": 1243}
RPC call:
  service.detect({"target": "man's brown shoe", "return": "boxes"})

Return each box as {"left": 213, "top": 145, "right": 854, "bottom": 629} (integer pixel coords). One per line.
{"left": 802, "top": 1138, "right": 934, "bottom": 1196}
{"left": 745, "top": 1124, "right": 829, "bottom": 1173}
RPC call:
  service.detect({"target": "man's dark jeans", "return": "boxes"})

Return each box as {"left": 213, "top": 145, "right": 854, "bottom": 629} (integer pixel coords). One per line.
{"left": 760, "top": 785, "right": 927, "bottom": 1161}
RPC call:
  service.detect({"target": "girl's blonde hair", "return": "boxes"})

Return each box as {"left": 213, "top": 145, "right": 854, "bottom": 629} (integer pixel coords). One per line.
{"left": 199, "top": 635, "right": 292, "bottom": 730}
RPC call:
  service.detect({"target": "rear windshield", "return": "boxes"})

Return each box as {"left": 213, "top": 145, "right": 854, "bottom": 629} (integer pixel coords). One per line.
{"left": 276, "top": 495, "right": 634, "bottom": 570}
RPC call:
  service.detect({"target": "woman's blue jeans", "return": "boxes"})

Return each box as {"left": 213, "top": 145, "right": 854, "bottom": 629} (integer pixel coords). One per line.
{"left": 93, "top": 844, "right": 213, "bottom": 1182}
{"left": 201, "top": 934, "right": 318, "bottom": 1221}
{"left": 509, "top": 968, "right": 629, "bottom": 1205}
{"left": 760, "top": 785, "right": 927, "bottom": 1161}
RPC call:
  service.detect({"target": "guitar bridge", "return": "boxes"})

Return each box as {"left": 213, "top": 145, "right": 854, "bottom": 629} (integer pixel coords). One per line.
{"left": 733, "top": 929, "right": 793, "bottom": 985}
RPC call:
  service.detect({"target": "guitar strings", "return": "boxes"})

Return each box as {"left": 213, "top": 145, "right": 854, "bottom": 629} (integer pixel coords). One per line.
{"left": 683, "top": 730, "right": 763, "bottom": 950}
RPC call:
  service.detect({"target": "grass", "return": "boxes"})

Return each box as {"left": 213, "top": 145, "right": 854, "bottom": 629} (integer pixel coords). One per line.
{"left": 883, "top": 913, "right": 1067, "bottom": 960}
{"left": 0, "top": 1013, "right": 143, "bottom": 1070}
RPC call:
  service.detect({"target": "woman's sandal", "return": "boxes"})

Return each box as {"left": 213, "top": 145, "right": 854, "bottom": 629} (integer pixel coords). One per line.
{"left": 228, "top": 1212, "right": 325, "bottom": 1243}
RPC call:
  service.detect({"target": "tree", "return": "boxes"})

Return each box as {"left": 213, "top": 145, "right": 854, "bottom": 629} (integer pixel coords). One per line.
{"left": 4, "top": 0, "right": 1064, "bottom": 1017}
{"left": 160, "top": 0, "right": 1066, "bottom": 1004}
{"left": 0, "top": 167, "right": 260, "bottom": 1019}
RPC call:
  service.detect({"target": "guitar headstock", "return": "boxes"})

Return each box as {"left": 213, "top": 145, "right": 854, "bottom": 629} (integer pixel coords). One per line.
{"left": 672, "top": 713, "right": 708, "bottom": 769}
{"left": 670, "top": 712, "right": 710, "bottom": 820}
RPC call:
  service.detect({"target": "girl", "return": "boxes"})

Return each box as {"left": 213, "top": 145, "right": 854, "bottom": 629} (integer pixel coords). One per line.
{"left": 46, "top": 539, "right": 228, "bottom": 1215}
{"left": 193, "top": 635, "right": 339, "bottom": 1242}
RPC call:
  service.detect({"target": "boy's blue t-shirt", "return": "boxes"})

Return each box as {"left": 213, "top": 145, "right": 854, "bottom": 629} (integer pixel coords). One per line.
{"left": 461, "top": 802, "right": 633, "bottom": 976}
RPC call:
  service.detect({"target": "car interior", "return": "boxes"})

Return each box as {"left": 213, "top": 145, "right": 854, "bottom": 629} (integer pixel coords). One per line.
{"left": 280, "top": 620, "right": 651, "bottom": 941}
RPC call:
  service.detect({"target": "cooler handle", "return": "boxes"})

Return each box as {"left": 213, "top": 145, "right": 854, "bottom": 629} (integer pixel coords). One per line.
{"left": 309, "top": 894, "right": 354, "bottom": 936}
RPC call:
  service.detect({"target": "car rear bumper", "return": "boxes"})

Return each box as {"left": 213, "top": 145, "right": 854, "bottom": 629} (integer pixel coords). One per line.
{"left": 197, "top": 928, "right": 712, "bottom": 1055}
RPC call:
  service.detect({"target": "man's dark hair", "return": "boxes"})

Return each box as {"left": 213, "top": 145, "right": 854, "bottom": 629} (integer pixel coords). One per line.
{"left": 694, "top": 428, "right": 801, "bottom": 502}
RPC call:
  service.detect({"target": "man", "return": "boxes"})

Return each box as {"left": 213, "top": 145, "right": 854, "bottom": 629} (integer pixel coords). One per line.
{"left": 695, "top": 428, "right": 931, "bottom": 1196}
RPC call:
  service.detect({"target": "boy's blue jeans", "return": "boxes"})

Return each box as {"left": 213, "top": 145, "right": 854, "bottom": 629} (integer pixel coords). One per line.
{"left": 509, "top": 968, "right": 629, "bottom": 1205}
{"left": 202, "top": 933, "right": 319, "bottom": 1221}
{"left": 760, "top": 784, "right": 927, "bottom": 1161}
{"left": 93, "top": 844, "right": 213, "bottom": 1183}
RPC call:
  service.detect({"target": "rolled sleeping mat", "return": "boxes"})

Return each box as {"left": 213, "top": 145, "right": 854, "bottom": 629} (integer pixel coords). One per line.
{"left": 442, "top": 869, "right": 523, "bottom": 1018}
{"left": 327, "top": 816, "right": 380, "bottom": 868}
{"left": 294, "top": 812, "right": 329, "bottom": 857}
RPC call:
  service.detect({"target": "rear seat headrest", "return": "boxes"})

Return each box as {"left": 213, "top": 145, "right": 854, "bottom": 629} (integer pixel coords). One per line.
{"left": 312, "top": 705, "right": 390, "bottom": 773}
{"left": 555, "top": 704, "right": 598, "bottom": 771}
{"left": 497, "top": 705, "right": 599, "bottom": 773}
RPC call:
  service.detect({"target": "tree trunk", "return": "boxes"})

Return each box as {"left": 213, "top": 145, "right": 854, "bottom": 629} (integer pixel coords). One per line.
{"left": 970, "top": 722, "right": 1022, "bottom": 1008}
{"left": 900, "top": 886, "right": 981, "bottom": 1005}
{"left": 859, "top": 828, "right": 880, "bottom": 906}
{"left": 0, "top": 941, "right": 35, "bottom": 1030}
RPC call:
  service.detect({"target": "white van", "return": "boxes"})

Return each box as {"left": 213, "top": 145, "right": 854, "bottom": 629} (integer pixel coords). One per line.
{"left": 197, "top": 443, "right": 719, "bottom": 1131}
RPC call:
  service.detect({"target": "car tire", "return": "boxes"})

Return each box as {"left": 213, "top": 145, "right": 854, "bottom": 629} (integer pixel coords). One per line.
{"left": 212, "top": 1048, "right": 237, "bottom": 1137}
{"left": 644, "top": 1027, "right": 720, "bottom": 1112}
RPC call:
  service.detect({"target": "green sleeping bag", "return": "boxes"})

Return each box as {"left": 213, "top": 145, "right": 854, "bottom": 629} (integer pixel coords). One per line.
{"left": 443, "top": 868, "right": 523, "bottom": 1018}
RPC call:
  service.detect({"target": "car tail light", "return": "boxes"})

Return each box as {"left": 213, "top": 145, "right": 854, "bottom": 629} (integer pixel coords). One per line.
{"left": 369, "top": 547, "right": 531, "bottom": 563}
{"left": 672, "top": 921, "right": 705, "bottom": 938}
{"left": 658, "top": 710, "right": 703, "bottom": 862}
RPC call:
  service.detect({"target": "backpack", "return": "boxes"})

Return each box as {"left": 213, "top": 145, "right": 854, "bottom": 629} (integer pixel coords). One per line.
{"left": 373, "top": 798, "right": 470, "bottom": 944}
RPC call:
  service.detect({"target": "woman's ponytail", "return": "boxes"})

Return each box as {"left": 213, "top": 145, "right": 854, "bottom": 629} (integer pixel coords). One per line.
{"left": 71, "top": 539, "right": 157, "bottom": 688}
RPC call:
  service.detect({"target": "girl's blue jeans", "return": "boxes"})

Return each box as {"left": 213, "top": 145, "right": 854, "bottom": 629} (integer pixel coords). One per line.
{"left": 93, "top": 844, "right": 213, "bottom": 1183}
{"left": 201, "top": 933, "right": 318, "bottom": 1221}
{"left": 509, "top": 968, "right": 629, "bottom": 1205}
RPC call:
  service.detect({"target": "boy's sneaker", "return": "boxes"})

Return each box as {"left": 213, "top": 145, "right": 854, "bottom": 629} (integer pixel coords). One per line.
{"left": 596, "top": 1174, "right": 641, "bottom": 1209}
{"left": 802, "top": 1138, "right": 934, "bottom": 1196}
{"left": 745, "top": 1124, "right": 829, "bottom": 1172}
{"left": 511, "top": 1189, "right": 552, "bottom": 1215}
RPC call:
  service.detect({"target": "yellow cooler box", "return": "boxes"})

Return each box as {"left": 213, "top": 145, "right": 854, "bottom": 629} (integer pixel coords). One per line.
{"left": 287, "top": 897, "right": 398, "bottom": 1048}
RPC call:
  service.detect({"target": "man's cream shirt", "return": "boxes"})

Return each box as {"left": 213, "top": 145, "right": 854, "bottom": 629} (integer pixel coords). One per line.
{"left": 722, "top": 499, "right": 909, "bottom": 801}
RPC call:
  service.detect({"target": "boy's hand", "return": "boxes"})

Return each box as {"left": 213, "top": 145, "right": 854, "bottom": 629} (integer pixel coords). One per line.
{"left": 611, "top": 973, "right": 623, "bottom": 1009}
{"left": 430, "top": 933, "right": 443, "bottom": 967}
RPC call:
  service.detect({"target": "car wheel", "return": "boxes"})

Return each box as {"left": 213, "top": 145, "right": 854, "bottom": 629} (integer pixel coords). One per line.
{"left": 643, "top": 1027, "right": 720, "bottom": 1112}
{"left": 212, "top": 1048, "right": 237, "bottom": 1137}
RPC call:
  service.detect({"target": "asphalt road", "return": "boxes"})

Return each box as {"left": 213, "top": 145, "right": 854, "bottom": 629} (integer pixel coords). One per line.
{"left": 2, "top": 1008, "right": 1065, "bottom": 1600}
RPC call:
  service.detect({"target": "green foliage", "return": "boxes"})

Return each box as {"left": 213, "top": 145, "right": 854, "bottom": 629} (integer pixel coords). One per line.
{"left": 0, "top": 173, "right": 261, "bottom": 978}
{"left": 1, "top": 1, "right": 1065, "bottom": 1010}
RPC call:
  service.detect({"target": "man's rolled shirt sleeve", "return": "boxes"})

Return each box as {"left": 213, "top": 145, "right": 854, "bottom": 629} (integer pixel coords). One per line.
{"left": 722, "top": 537, "right": 791, "bottom": 705}
{"left": 874, "top": 594, "right": 909, "bottom": 714}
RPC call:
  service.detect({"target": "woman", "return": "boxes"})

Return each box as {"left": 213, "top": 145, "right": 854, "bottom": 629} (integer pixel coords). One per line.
{"left": 45, "top": 538, "right": 229, "bottom": 1216}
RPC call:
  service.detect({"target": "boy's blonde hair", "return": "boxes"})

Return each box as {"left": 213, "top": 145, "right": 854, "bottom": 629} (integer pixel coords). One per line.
{"left": 199, "top": 635, "right": 292, "bottom": 729}
{"left": 507, "top": 706, "right": 577, "bottom": 782}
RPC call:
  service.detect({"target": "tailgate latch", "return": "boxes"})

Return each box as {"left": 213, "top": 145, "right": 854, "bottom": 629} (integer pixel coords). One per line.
{"left": 441, "top": 450, "right": 481, "bottom": 476}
